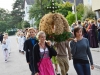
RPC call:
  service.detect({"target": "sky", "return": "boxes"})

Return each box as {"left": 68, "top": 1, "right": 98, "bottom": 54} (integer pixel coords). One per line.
{"left": 0, "top": 0, "right": 15, "bottom": 11}
{"left": 88, "top": 0, "right": 92, "bottom": 5}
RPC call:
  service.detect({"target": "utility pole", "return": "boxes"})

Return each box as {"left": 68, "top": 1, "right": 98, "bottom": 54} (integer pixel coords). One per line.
{"left": 40, "top": 0, "right": 43, "bottom": 16}
{"left": 74, "top": 0, "right": 77, "bottom": 22}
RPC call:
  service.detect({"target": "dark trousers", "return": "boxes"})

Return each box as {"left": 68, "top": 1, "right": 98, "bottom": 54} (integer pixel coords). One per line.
{"left": 0, "top": 40, "right": 2, "bottom": 43}
{"left": 29, "top": 58, "right": 35, "bottom": 75}
{"left": 98, "top": 31, "right": 100, "bottom": 42}
{"left": 73, "top": 63, "right": 91, "bottom": 75}
{"left": 29, "top": 64, "right": 32, "bottom": 72}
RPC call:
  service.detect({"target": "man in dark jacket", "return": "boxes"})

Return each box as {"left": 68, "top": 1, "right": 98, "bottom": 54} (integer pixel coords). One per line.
{"left": 24, "top": 28, "right": 38, "bottom": 75}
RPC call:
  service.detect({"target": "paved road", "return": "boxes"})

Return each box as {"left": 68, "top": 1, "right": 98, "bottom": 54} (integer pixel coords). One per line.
{"left": 0, "top": 36, "right": 100, "bottom": 75}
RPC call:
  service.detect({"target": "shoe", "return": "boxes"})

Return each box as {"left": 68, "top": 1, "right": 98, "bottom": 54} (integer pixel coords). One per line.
{"left": 19, "top": 50, "right": 21, "bottom": 52}
{"left": 56, "top": 73, "right": 60, "bottom": 75}
{"left": 5, "top": 60, "right": 7, "bottom": 63}
{"left": 66, "top": 73, "right": 68, "bottom": 75}
{"left": 57, "top": 73, "right": 60, "bottom": 75}
{"left": 21, "top": 51, "right": 24, "bottom": 54}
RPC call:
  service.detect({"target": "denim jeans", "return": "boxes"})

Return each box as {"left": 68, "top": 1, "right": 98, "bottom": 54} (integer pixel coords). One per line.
{"left": 73, "top": 63, "right": 91, "bottom": 75}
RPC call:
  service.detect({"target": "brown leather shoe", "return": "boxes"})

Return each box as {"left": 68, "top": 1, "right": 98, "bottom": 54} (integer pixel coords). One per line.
{"left": 21, "top": 51, "right": 24, "bottom": 54}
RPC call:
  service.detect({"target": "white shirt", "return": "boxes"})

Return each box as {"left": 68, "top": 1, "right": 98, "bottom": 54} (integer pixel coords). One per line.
{"left": 6, "top": 38, "right": 10, "bottom": 46}
{"left": 2, "top": 43, "right": 9, "bottom": 51}
{"left": 19, "top": 36, "right": 25, "bottom": 46}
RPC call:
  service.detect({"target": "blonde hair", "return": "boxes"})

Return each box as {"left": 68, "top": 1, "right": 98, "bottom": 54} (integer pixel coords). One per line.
{"left": 3, "top": 33, "right": 8, "bottom": 38}
{"left": 82, "top": 23, "right": 85, "bottom": 27}
{"left": 36, "top": 31, "right": 46, "bottom": 39}
{"left": 4, "top": 33, "right": 8, "bottom": 36}
{"left": 91, "top": 20, "right": 94, "bottom": 24}
{"left": 28, "top": 27, "right": 36, "bottom": 32}
{"left": 16, "top": 32, "right": 20, "bottom": 36}
{"left": 26, "top": 32, "right": 30, "bottom": 39}
{"left": 3, "top": 35, "right": 6, "bottom": 38}
{"left": 98, "top": 18, "right": 100, "bottom": 22}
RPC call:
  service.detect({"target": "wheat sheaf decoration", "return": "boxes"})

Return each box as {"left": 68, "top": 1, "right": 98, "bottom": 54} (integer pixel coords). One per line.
{"left": 39, "top": 13, "right": 71, "bottom": 42}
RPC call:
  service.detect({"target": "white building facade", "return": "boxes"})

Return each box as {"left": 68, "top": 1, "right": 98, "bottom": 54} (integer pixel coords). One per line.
{"left": 83, "top": 0, "right": 92, "bottom": 5}
{"left": 91, "top": 0, "right": 100, "bottom": 19}
{"left": 24, "top": 0, "right": 35, "bottom": 27}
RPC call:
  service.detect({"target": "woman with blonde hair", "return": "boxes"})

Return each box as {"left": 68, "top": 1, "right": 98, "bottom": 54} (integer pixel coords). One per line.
{"left": 24, "top": 27, "right": 38, "bottom": 75}
{"left": 34, "top": 31, "right": 57, "bottom": 75}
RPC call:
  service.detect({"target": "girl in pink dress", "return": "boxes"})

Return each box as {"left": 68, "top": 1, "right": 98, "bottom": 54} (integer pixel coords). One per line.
{"left": 33, "top": 31, "right": 57, "bottom": 75}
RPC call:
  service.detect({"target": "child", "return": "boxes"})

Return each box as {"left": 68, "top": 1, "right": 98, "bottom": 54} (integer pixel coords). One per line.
{"left": 1, "top": 39, "right": 9, "bottom": 62}
{"left": 19, "top": 32, "right": 25, "bottom": 54}
{"left": 4, "top": 33, "right": 11, "bottom": 55}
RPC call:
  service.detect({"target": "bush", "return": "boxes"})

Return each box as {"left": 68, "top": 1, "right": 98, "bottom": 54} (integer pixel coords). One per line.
{"left": 22, "top": 21, "right": 30, "bottom": 28}
{"left": 7, "top": 31, "right": 16, "bottom": 36}
{"left": 66, "top": 11, "right": 81, "bottom": 26}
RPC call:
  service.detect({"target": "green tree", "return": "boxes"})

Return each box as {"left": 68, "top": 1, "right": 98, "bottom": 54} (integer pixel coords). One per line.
{"left": 0, "top": 8, "right": 7, "bottom": 21}
{"left": 76, "top": 3, "right": 84, "bottom": 17}
{"left": 22, "top": 21, "right": 30, "bottom": 28}
{"left": 66, "top": 11, "right": 81, "bottom": 26}
{"left": 56, "top": 2, "right": 72, "bottom": 17}
{"left": 83, "top": 5, "right": 96, "bottom": 20}
{"left": 11, "top": 0, "right": 24, "bottom": 28}
{"left": 29, "top": 0, "right": 72, "bottom": 27}
{"left": 0, "top": 8, "right": 13, "bottom": 32}
{"left": 29, "top": 0, "right": 51, "bottom": 27}
{"left": 0, "top": 21, "right": 7, "bottom": 32}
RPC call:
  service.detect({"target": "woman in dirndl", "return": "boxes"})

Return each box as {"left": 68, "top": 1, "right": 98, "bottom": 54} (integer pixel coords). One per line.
{"left": 33, "top": 31, "right": 57, "bottom": 75}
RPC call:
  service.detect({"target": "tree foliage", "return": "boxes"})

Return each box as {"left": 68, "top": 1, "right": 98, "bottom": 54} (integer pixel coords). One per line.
{"left": 83, "top": 5, "right": 96, "bottom": 20}
{"left": 29, "top": 0, "right": 51, "bottom": 27}
{"left": 29, "top": 0, "right": 72, "bottom": 27}
{"left": 11, "top": 0, "right": 24, "bottom": 28}
{"left": 0, "top": 8, "right": 13, "bottom": 32}
{"left": 76, "top": 3, "right": 84, "bottom": 17}
{"left": 0, "top": 21, "right": 7, "bottom": 32}
{"left": 66, "top": 11, "right": 81, "bottom": 26}
{"left": 22, "top": 21, "right": 30, "bottom": 28}
{"left": 56, "top": 2, "right": 72, "bottom": 17}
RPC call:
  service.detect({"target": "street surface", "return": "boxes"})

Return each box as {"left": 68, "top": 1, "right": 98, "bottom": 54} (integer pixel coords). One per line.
{"left": 0, "top": 36, "right": 100, "bottom": 75}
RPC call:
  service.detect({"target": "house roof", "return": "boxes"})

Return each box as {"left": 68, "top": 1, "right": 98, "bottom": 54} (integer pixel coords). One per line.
{"left": 63, "top": 0, "right": 83, "bottom": 5}
{"left": 25, "top": 0, "right": 34, "bottom": 5}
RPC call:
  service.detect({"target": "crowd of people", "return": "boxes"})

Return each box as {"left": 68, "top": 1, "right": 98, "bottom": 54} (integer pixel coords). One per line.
{"left": 1, "top": 19, "right": 99, "bottom": 75}
{"left": 71, "top": 19, "right": 100, "bottom": 48}
{"left": 15, "top": 26, "right": 94, "bottom": 75}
